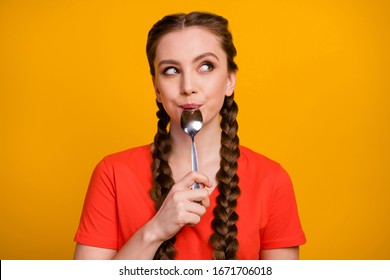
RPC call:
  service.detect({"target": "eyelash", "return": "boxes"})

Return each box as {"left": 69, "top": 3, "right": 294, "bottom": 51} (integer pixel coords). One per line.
{"left": 162, "top": 61, "right": 215, "bottom": 75}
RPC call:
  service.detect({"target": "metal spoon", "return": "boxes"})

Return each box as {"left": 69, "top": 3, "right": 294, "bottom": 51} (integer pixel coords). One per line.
{"left": 180, "top": 109, "right": 203, "bottom": 189}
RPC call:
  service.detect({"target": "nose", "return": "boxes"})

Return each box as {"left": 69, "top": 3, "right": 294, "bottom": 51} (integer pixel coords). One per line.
{"left": 180, "top": 72, "right": 197, "bottom": 95}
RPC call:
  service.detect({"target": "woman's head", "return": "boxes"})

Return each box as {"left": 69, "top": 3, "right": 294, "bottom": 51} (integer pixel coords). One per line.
{"left": 146, "top": 12, "right": 238, "bottom": 77}
{"left": 147, "top": 12, "right": 239, "bottom": 129}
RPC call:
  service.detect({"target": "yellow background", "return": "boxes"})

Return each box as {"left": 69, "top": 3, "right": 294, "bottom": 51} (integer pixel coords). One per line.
{"left": 1, "top": 0, "right": 389, "bottom": 259}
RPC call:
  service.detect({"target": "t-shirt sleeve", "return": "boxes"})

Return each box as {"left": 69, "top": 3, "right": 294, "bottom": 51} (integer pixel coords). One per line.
{"left": 260, "top": 165, "right": 306, "bottom": 250}
{"left": 74, "top": 159, "right": 118, "bottom": 249}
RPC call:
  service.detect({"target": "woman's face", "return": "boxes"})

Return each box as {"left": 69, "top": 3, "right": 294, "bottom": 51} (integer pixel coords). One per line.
{"left": 152, "top": 26, "right": 236, "bottom": 130}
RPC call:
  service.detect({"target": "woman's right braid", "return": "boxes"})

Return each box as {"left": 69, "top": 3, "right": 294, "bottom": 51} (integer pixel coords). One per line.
{"left": 150, "top": 101, "right": 177, "bottom": 260}
{"left": 209, "top": 94, "right": 241, "bottom": 260}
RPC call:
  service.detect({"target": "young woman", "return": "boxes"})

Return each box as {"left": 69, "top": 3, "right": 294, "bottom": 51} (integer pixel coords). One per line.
{"left": 74, "top": 11, "right": 306, "bottom": 260}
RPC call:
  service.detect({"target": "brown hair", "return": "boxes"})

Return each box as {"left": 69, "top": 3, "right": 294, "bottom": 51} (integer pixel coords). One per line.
{"left": 147, "top": 11, "right": 240, "bottom": 260}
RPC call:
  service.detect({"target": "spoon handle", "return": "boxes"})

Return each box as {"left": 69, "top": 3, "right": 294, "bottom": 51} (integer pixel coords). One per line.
{"left": 191, "top": 137, "right": 201, "bottom": 189}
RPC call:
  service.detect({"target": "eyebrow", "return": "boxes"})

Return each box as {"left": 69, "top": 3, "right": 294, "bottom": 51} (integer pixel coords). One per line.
{"left": 157, "top": 52, "right": 219, "bottom": 68}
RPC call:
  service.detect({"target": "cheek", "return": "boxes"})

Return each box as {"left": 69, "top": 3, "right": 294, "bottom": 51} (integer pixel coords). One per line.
{"left": 206, "top": 78, "right": 228, "bottom": 98}
{"left": 157, "top": 81, "right": 178, "bottom": 99}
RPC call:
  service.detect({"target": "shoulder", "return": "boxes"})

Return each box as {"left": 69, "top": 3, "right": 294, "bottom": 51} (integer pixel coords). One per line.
{"left": 92, "top": 144, "right": 153, "bottom": 180}
{"left": 102, "top": 144, "right": 152, "bottom": 167}
{"left": 88, "top": 144, "right": 153, "bottom": 192}
{"left": 238, "top": 145, "right": 282, "bottom": 173}
{"left": 237, "top": 145, "right": 292, "bottom": 189}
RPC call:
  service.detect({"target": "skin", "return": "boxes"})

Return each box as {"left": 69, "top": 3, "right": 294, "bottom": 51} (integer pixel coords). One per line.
{"left": 74, "top": 26, "right": 299, "bottom": 260}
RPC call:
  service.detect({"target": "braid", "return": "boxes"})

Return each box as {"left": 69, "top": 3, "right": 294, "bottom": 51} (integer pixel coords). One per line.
{"left": 150, "top": 100, "right": 177, "bottom": 259}
{"left": 209, "top": 93, "right": 241, "bottom": 260}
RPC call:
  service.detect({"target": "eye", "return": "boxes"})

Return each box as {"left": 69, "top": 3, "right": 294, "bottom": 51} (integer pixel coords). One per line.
{"left": 163, "top": 67, "right": 179, "bottom": 75}
{"left": 198, "top": 62, "right": 214, "bottom": 72}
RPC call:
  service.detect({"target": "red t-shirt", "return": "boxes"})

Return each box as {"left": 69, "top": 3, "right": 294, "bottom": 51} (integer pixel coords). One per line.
{"left": 74, "top": 145, "right": 306, "bottom": 259}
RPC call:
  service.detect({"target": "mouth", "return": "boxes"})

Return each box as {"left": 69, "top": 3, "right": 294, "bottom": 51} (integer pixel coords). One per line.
{"left": 180, "top": 104, "right": 203, "bottom": 111}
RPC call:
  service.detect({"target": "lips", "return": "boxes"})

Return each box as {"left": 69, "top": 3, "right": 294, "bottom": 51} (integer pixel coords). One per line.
{"left": 180, "top": 104, "right": 202, "bottom": 110}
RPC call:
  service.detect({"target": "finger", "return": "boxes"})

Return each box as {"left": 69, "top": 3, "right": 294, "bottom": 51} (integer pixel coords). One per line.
{"left": 172, "top": 171, "right": 212, "bottom": 191}
{"left": 185, "top": 199, "right": 208, "bottom": 216}
{"left": 177, "top": 188, "right": 210, "bottom": 208}
{"left": 190, "top": 189, "right": 211, "bottom": 208}
{"left": 183, "top": 212, "right": 202, "bottom": 225}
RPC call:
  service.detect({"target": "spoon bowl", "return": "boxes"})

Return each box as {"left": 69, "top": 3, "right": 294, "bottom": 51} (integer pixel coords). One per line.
{"left": 180, "top": 109, "right": 203, "bottom": 137}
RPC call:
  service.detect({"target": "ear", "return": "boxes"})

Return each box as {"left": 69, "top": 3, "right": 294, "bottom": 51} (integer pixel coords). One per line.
{"left": 225, "top": 71, "right": 236, "bottom": 97}
{"left": 152, "top": 77, "right": 162, "bottom": 102}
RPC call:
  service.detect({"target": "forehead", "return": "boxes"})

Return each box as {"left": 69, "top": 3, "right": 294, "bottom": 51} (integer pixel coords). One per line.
{"left": 155, "top": 26, "right": 224, "bottom": 61}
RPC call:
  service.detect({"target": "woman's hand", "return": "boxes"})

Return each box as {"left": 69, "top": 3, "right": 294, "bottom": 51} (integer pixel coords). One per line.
{"left": 148, "top": 171, "right": 212, "bottom": 243}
